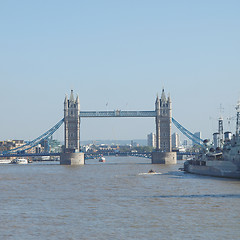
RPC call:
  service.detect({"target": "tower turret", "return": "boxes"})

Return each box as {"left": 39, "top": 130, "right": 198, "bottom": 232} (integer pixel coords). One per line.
{"left": 168, "top": 94, "right": 172, "bottom": 117}
{"left": 155, "top": 94, "right": 161, "bottom": 151}
{"left": 69, "top": 89, "right": 74, "bottom": 103}
{"left": 76, "top": 94, "right": 80, "bottom": 112}
{"left": 155, "top": 94, "right": 160, "bottom": 114}
{"left": 64, "top": 94, "right": 68, "bottom": 117}
{"left": 161, "top": 88, "right": 166, "bottom": 103}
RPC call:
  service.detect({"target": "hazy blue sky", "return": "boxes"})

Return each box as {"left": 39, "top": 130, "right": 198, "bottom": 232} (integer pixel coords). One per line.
{"left": 0, "top": 0, "right": 240, "bottom": 143}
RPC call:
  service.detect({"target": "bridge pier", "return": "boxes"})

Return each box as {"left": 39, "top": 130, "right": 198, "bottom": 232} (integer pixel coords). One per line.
{"left": 60, "top": 152, "right": 85, "bottom": 165}
{"left": 152, "top": 152, "right": 177, "bottom": 164}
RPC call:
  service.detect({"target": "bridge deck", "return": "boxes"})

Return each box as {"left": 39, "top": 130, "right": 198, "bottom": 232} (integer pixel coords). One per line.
{"left": 80, "top": 110, "right": 156, "bottom": 118}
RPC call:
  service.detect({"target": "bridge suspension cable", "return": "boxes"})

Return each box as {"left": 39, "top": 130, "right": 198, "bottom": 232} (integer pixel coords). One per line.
{"left": 172, "top": 117, "right": 204, "bottom": 147}
{"left": 5, "top": 118, "right": 64, "bottom": 153}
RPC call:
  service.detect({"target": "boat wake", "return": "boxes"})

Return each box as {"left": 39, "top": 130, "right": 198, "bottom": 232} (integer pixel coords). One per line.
{"left": 138, "top": 172, "right": 162, "bottom": 175}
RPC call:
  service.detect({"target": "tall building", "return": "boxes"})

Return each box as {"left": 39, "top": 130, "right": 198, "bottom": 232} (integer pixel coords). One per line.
{"left": 172, "top": 132, "right": 180, "bottom": 148}
{"left": 147, "top": 133, "right": 156, "bottom": 148}
{"left": 183, "top": 140, "right": 188, "bottom": 147}
{"left": 64, "top": 90, "right": 80, "bottom": 152}
{"left": 155, "top": 89, "right": 172, "bottom": 152}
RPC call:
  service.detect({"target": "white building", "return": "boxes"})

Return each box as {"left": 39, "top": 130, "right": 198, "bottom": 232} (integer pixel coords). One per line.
{"left": 172, "top": 132, "right": 180, "bottom": 148}
{"left": 147, "top": 133, "right": 156, "bottom": 148}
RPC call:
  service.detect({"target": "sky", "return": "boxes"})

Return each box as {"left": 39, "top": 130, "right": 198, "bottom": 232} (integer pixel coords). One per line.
{"left": 0, "top": 0, "right": 240, "bottom": 143}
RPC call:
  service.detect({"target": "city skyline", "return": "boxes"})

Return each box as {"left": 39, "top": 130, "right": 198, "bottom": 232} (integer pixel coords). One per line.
{"left": 1, "top": 1, "right": 240, "bottom": 142}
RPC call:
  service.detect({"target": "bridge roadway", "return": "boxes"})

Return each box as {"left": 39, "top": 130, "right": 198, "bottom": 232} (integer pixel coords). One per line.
{"left": 80, "top": 110, "right": 157, "bottom": 118}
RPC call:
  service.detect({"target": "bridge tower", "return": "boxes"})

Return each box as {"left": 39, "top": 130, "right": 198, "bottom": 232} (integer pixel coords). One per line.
{"left": 159, "top": 89, "right": 172, "bottom": 151}
{"left": 60, "top": 90, "right": 84, "bottom": 165}
{"left": 64, "top": 90, "right": 80, "bottom": 152}
{"left": 152, "top": 88, "right": 176, "bottom": 164}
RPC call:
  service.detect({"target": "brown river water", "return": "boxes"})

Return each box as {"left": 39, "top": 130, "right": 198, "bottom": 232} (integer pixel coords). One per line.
{"left": 1, "top": 156, "right": 240, "bottom": 240}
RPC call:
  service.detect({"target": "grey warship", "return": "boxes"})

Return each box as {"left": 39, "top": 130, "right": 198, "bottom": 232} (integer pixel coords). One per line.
{"left": 184, "top": 100, "right": 240, "bottom": 179}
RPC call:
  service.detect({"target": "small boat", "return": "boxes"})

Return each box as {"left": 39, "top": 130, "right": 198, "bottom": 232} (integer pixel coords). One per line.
{"left": 99, "top": 157, "right": 106, "bottom": 162}
{"left": 0, "top": 159, "right": 12, "bottom": 164}
{"left": 11, "top": 158, "right": 28, "bottom": 164}
{"left": 138, "top": 170, "right": 161, "bottom": 175}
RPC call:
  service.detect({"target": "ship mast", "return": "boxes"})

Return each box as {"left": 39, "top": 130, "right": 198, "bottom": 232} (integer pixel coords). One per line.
{"left": 218, "top": 104, "right": 224, "bottom": 148}
{"left": 236, "top": 100, "right": 240, "bottom": 135}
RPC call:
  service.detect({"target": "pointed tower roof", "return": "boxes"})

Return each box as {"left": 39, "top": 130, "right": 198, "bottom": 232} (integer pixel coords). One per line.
{"left": 155, "top": 93, "right": 160, "bottom": 111}
{"left": 161, "top": 88, "right": 166, "bottom": 102}
{"left": 76, "top": 94, "right": 80, "bottom": 104}
{"left": 69, "top": 90, "right": 74, "bottom": 102}
{"left": 64, "top": 94, "right": 68, "bottom": 103}
{"left": 168, "top": 93, "right": 171, "bottom": 102}
{"left": 155, "top": 93, "right": 160, "bottom": 104}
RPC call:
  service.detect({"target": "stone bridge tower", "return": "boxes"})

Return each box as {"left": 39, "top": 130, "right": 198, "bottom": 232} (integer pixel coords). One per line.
{"left": 152, "top": 88, "right": 176, "bottom": 164}
{"left": 64, "top": 90, "right": 80, "bottom": 152}
{"left": 159, "top": 89, "right": 172, "bottom": 152}
{"left": 60, "top": 90, "right": 84, "bottom": 165}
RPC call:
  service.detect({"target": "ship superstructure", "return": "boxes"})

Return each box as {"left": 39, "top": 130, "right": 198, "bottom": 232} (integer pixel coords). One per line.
{"left": 184, "top": 100, "right": 240, "bottom": 179}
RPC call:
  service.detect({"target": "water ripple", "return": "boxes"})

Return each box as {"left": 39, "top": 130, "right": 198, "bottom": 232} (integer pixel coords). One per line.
{"left": 150, "top": 194, "right": 240, "bottom": 198}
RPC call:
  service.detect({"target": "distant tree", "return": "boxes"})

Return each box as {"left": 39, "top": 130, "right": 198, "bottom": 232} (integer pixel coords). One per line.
{"left": 132, "top": 146, "right": 153, "bottom": 152}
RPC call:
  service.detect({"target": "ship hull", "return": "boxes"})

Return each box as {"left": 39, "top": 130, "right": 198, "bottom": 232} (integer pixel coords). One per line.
{"left": 184, "top": 160, "right": 240, "bottom": 179}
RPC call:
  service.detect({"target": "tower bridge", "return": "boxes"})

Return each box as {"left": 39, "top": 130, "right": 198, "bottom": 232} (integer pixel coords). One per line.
{"left": 62, "top": 89, "right": 176, "bottom": 165}
{"left": 0, "top": 89, "right": 203, "bottom": 164}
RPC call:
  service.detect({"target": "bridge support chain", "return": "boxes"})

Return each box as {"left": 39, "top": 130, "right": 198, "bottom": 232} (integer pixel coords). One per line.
{"left": 60, "top": 152, "right": 85, "bottom": 165}
{"left": 151, "top": 151, "right": 177, "bottom": 164}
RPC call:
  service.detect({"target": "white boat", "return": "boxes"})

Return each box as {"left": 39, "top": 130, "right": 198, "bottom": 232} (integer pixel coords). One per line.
{"left": 11, "top": 158, "right": 28, "bottom": 164}
{"left": 0, "top": 159, "right": 12, "bottom": 164}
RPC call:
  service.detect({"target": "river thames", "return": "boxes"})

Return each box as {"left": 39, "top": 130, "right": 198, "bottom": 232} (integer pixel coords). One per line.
{"left": 1, "top": 156, "right": 240, "bottom": 240}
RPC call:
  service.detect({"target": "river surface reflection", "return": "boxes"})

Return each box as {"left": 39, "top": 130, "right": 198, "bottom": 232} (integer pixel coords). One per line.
{"left": 1, "top": 156, "right": 240, "bottom": 240}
